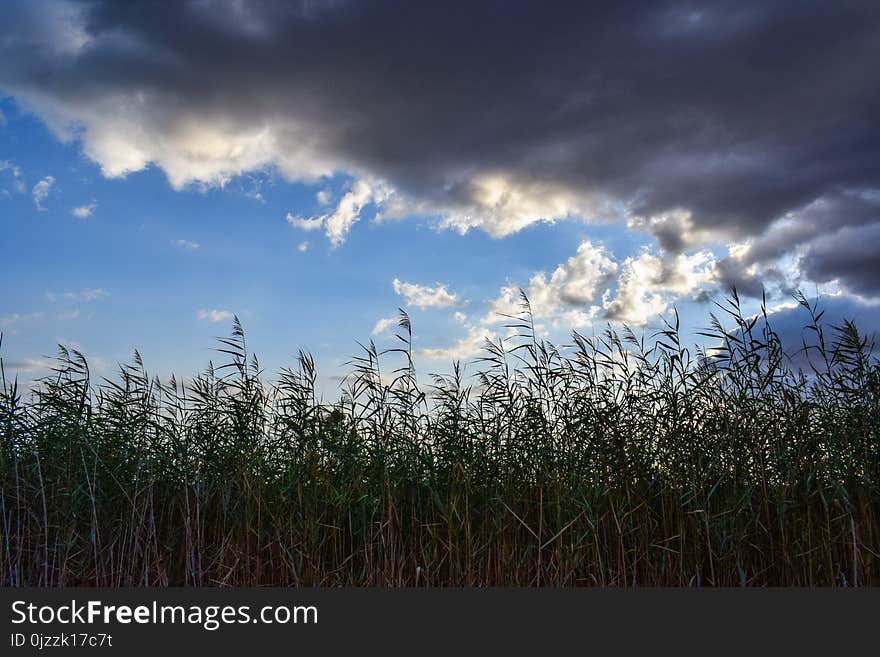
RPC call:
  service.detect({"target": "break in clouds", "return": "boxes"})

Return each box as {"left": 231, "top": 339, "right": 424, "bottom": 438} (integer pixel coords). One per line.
{"left": 2, "top": 0, "right": 879, "bottom": 325}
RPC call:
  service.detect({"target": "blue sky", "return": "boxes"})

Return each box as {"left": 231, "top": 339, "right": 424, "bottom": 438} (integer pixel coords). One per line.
{"left": 1, "top": 94, "right": 717, "bottom": 389}
{"left": 2, "top": 2, "right": 879, "bottom": 394}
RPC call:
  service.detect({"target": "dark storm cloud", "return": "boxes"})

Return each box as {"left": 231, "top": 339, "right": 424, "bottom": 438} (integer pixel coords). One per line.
{"left": 697, "top": 294, "right": 879, "bottom": 374}
{"left": 712, "top": 190, "right": 880, "bottom": 295}
{"left": 1, "top": 1, "right": 879, "bottom": 279}
{"left": 762, "top": 295, "right": 880, "bottom": 370}
{"left": 800, "top": 223, "right": 880, "bottom": 298}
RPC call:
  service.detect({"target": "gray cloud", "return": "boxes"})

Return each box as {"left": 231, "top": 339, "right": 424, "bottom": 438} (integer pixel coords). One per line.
{"left": 708, "top": 190, "right": 880, "bottom": 297}
{"left": 2, "top": 1, "right": 879, "bottom": 288}
{"left": 800, "top": 223, "right": 880, "bottom": 298}
{"left": 762, "top": 295, "right": 880, "bottom": 370}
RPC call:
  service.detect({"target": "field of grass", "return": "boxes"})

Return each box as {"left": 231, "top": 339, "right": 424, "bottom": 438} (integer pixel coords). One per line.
{"left": 1, "top": 292, "right": 878, "bottom": 586}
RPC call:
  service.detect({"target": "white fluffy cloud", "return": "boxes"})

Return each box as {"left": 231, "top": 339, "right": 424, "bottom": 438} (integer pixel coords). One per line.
{"left": 603, "top": 250, "right": 717, "bottom": 325}
{"left": 417, "top": 240, "right": 723, "bottom": 361}
{"left": 392, "top": 278, "right": 460, "bottom": 308}
{"left": 371, "top": 316, "right": 398, "bottom": 336}
{"left": 417, "top": 324, "right": 501, "bottom": 362}
{"left": 436, "top": 174, "right": 618, "bottom": 238}
{"left": 197, "top": 309, "right": 234, "bottom": 322}
{"left": 324, "top": 181, "right": 384, "bottom": 247}
{"left": 286, "top": 213, "right": 324, "bottom": 232}
{"left": 71, "top": 200, "right": 97, "bottom": 217}
{"left": 32, "top": 176, "right": 54, "bottom": 210}
{"left": 485, "top": 240, "right": 617, "bottom": 330}
{"left": 408, "top": 243, "right": 617, "bottom": 359}
{"left": 34, "top": 96, "right": 335, "bottom": 190}
{"left": 286, "top": 179, "right": 389, "bottom": 247}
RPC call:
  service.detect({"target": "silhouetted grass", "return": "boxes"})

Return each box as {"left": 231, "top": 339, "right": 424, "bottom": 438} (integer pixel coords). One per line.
{"left": 1, "top": 291, "right": 878, "bottom": 586}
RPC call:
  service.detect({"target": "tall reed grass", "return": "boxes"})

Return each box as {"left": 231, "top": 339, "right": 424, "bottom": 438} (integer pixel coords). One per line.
{"left": 1, "top": 291, "right": 878, "bottom": 586}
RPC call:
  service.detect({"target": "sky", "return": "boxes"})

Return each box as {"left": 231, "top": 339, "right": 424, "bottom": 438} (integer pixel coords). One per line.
{"left": 2, "top": 0, "right": 879, "bottom": 394}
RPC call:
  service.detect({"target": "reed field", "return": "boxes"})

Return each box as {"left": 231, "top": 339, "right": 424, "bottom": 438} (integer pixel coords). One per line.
{"left": 1, "top": 291, "right": 878, "bottom": 587}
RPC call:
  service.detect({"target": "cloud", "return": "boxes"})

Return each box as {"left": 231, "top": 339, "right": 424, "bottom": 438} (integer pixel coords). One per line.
{"left": 371, "top": 316, "right": 398, "bottom": 336}
{"left": 392, "top": 278, "right": 459, "bottom": 308}
{"left": 238, "top": 173, "right": 269, "bottom": 203}
{"left": 706, "top": 190, "right": 880, "bottom": 297}
{"left": 799, "top": 223, "right": 880, "bottom": 300}
{"left": 418, "top": 239, "right": 719, "bottom": 360}
{"left": 429, "top": 174, "right": 617, "bottom": 238}
{"left": 738, "top": 294, "right": 880, "bottom": 370}
{"left": 603, "top": 250, "right": 717, "bottom": 325}
{"left": 0, "top": 159, "right": 25, "bottom": 194}
{"left": 1, "top": 311, "right": 45, "bottom": 327}
{"left": 627, "top": 210, "right": 714, "bottom": 254}
{"left": 481, "top": 240, "right": 617, "bottom": 330}
{"left": 171, "top": 238, "right": 200, "bottom": 251}
{"left": 47, "top": 287, "right": 108, "bottom": 302}
{"left": 2, "top": 357, "right": 55, "bottom": 374}
{"left": 286, "top": 213, "right": 324, "bottom": 232}
{"left": 287, "top": 179, "right": 388, "bottom": 247}
{"left": 525, "top": 241, "right": 617, "bottom": 325}
{"left": 71, "top": 200, "right": 97, "bottom": 217}
{"left": 197, "top": 308, "right": 234, "bottom": 322}
{"left": 316, "top": 189, "right": 331, "bottom": 206}
{"left": 1, "top": 2, "right": 879, "bottom": 275}
{"left": 417, "top": 325, "right": 500, "bottom": 362}
{"left": 32, "top": 175, "right": 54, "bottom": 210}
{"left": 297, "top": 241, "right": 309, "bottom": 253}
